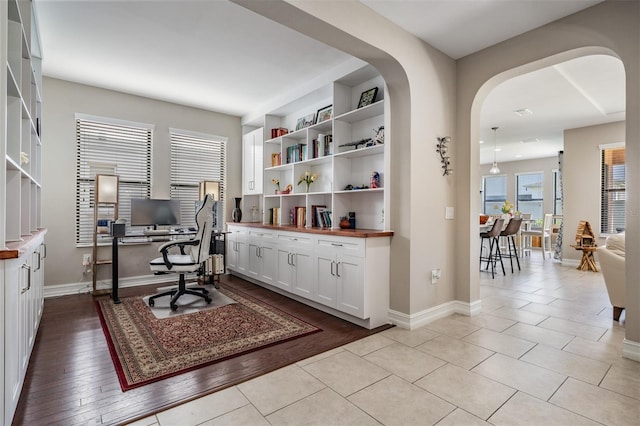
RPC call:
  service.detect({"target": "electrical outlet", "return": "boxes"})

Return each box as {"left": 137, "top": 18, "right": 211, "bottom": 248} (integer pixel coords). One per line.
{"left": 83, "top": 253, "right": 92, "bottom": 266}
{"left": 431, "top": 269, "right": 441, "bottom": 284}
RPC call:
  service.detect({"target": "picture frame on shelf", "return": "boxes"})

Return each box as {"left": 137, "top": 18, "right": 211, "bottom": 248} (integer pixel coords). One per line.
{"left": 296, "top": 113, "right": 316, "bottom": 131}
{"left": 316, "top": 105, "right": 333, "bottom": 123}
{"left": 357, "top": 87, "right": 378, "bottom": 108}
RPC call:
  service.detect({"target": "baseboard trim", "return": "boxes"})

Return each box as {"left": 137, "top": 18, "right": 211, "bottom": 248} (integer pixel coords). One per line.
{"left": 388, "top": 299, "right": 482, "bottom": 330}
{"left": 44, "top": 274, "right": 178, "bottom": 299}
{"left": 622, "top": 338, "right": 640, "bottom": 362}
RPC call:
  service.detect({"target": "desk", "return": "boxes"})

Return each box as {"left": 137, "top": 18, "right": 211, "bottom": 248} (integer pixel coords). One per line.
{"left": 109, "top": 230, "right": 226, "bottom": 304}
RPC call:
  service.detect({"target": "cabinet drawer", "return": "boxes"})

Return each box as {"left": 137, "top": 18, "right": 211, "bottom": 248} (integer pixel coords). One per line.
{"left": 248, "top": 229, "right": 275, "bottom": 242}
{"left": 277, "top": 232, "right": 313, "bottom": 248}
{"left": 316, "top": 237, "right": 365, "bottom": 257}
{"left": 227, "top": 226, "right": 247, "bottom": 241}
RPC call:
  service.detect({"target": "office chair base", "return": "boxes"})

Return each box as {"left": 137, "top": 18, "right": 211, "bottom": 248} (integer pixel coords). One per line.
{"left": 148, "top": 276, "right": 212, "bottom": 311}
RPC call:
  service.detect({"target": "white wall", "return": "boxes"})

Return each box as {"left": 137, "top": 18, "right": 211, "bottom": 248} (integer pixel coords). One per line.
{"left": 564, "top": 121, "right": 626, "bottom": 260}
{"left": 42, "top": 77, "right": 242, "bottom": 287}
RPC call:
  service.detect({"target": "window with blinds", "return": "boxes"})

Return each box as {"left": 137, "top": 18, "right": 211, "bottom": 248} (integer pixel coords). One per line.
{"left": 76, "top": 117, "right": 152, "bottom": 246}
{"left": 601, "top": 145, "right": 625, "bottom": 234}
{"left": 170, "top": 130, "right": 227, "bottom": 228}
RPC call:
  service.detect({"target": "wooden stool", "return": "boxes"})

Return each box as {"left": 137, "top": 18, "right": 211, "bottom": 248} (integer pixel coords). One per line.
{"left": 572, "top": 245, "right": 598, "bottom": 272}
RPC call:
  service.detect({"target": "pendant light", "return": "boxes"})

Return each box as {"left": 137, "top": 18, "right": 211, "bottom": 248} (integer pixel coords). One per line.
{"left": 489, "top": 126, "right": 500, "bottom": 174}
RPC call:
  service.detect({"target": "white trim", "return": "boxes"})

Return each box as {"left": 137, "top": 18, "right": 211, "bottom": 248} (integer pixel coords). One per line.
{"left": 388, "top": 299, "right": 482, "bottom": 330}
{"left": 44, "top": 273, "right": 178, "bottom": 299}
{"left": 169, "top": 127, "right": 228, "bottom": 142}
{"left": 75, "top": 113, "right": 155, "bottom": 131}
{"left": 622, "top": 338, "right": 640, "bottom": 362}
{"left": 598, "top": 141, "right": 625, "bottom": 150}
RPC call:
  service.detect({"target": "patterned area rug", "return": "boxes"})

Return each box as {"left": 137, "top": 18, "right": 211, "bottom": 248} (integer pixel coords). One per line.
{"left": 96, "top": 286, "right": 321, "bottom": 391}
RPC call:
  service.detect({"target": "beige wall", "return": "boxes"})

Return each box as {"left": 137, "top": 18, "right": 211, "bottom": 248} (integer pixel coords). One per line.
{"left": 456, "top": 1, "right": 639, "bottom": 343}
{"left": 564, "top": 121, "right": 626, "bottom": 261}
{"left": 42, "top": 77, "right": 242, "bottom": 287}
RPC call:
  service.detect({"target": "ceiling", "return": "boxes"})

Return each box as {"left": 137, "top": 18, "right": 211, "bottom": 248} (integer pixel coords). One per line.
{"left": 33, "top": 0, "right": 624, "bottom": 164}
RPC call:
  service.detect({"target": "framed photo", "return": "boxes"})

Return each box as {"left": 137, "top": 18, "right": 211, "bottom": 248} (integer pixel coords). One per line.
{"left": 296, "top": 113, "right": 316, "bottom": 131}
{"left": 357, "top": 87, "right": 378, "bottom": 108}
{"left": 316, "top": 105, "right": 333, "bottom": 123}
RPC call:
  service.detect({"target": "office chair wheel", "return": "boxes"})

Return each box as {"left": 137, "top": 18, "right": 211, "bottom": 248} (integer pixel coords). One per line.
{"left": 148, "top": 299, "right": 155, "bottom": 307}
{"left": 170, "top": 303, "right": 178, "bottom": 311}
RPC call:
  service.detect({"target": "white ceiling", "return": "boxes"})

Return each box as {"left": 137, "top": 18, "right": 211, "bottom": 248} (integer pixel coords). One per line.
{"left": 33, "top": 0, "right": 624, "bottom": 164}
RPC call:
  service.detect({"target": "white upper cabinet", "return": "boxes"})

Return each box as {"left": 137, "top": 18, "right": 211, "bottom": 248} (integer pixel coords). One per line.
{"left": 242, "top": 127, "right": 264, "bottom": 195}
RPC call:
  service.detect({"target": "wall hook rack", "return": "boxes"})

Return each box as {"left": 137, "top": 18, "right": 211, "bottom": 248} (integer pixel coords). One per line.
{"left": 436, "top": 136, "right": 452, "bottom": 176}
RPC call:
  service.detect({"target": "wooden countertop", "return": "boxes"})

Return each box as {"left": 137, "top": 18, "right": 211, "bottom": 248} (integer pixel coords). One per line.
{"left": 228, "top": 223, "right": 394, "bottom": 238}
{"left": 0, "top": 228, "right": 48, "bottom": 259}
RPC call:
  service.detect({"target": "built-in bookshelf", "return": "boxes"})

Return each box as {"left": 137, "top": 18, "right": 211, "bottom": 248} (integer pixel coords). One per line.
{"left": 242, "top": 65, "right": 387, "bottom": 231}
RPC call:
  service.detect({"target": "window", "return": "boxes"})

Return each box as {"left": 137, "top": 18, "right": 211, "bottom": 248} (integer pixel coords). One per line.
{"left": 516, "top": 172, "right": 543, "bottom": 220}
{"left": 601, "top": 144, "right": 625, "bottom": 234}
{"left": 170, "top": 129, "right": 227, "bottom": 228}
{"left": 482, "top": 175, "right": 506, "bottom": 214}
{"left": 76, "top": 116, "right": 152, "bottom": 246}
{"left": 553, "top": 170, "right": 562, "bottom": 215}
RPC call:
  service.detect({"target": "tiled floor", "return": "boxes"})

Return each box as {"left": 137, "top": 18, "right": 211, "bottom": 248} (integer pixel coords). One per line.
{"left": 128, "top": 255, "right": 639, "bottom": 426}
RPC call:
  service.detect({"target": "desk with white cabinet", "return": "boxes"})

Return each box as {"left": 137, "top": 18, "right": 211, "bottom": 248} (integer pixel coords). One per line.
{"left": 226, "top": 223, "right": 392, "bottom": 329}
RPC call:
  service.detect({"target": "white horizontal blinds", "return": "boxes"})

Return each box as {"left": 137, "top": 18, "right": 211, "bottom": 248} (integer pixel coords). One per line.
{"left": 76, "top": 118, "right": 152, "bottom": 245}
{"left": 601, "top": 147, "right": 625, "bottom": 234}
{"left": 169, "top": 131, "right": 226, "bottom": 228}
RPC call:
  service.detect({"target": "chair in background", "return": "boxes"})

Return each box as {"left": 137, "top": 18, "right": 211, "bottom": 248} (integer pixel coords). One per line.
{"left": 148, "top": 194, "right": 215, "bottom": 311}
{"left": 480, "top": 218, "right": 505, "bottom": 278}
{"left": 500, "top": 218, "right": 522, "bottom": 272}
{"left": 521, "top": 213, "right": 553, "bottom": 260}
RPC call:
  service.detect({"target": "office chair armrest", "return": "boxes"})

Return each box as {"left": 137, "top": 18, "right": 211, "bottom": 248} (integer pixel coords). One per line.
{"left": 158, "top": 239, "right": 200, "bottom": 270}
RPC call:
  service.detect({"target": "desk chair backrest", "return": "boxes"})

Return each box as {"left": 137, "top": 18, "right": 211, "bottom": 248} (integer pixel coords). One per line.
{"left": 193, "top": 194, "right": 214, "bottom": 264}
{"left": 501, "top": 218, "right": 522, "bottom": 236}
{"left": 487, "top": 218, "right": 504, "bottom": 237}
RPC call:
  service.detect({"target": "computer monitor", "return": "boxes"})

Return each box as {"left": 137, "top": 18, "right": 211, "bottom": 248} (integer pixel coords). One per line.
{"left": 130, "top": 198, "right": 181, "bottom": 227}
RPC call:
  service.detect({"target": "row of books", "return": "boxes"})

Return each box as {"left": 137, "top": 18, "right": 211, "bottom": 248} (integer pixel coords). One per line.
{"left": 286, "top": 144, "right": 307, "bottom": 164}
{"left": 292, "top": 206, "right": 306, "bottom": 227}
{"left": 311, "top": 205, "right": 332, "bottom": 228}
{"left": 268, "top": 207, "right": 281, "bottom": 225}
{"left": 311, "top": 134, "right": 333, "bottom": 158}
{"left": 270, "top": 127, "right": 289, "bottom": 138}
{"left": 205, "top": 254, "right": 224, "bottom": 275}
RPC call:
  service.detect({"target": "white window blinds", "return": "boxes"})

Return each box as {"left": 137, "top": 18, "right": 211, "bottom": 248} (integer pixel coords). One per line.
{"left": 76, "top": 117, "right": 152, "bottom": 245}
{"left": 170, "top": 130, "right": 227, "bottom": 228}
{"left": 601, "top": 146, "right": 625, "bottom": 234}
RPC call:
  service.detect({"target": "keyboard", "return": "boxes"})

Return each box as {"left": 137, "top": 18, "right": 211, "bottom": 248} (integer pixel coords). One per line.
{"left": 143, "top": 229, "right": 170, "bottom": 235}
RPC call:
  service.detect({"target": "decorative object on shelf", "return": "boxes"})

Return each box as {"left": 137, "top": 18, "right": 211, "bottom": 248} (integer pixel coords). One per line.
{"left": 373, "top": 126, "right": 384, "bottom": 144}
{"left": 298, "top": 171, "right": 318, "bottom": 193}
{"left": 339, "top": 216, "right": 351, "bottom": 229}
{"left": 316, "top": 105, "right": 333, "bottom": 123}
{"left": 370, "top": 171, "right": 380, "bottom": 188}
{"left": 357, "top": 87, "right": 378, "bottom": 108}
{"left": 272, "top": 178, "right": 280, "bottom": 193}
{"left": 251, "top": 206, "right": 259, "bottom": 222}
{"left": 232, "top": 197, "right": 242, "bottom": 222}
{"left": 436, "top": 136, "right": 452, "bottom": 176}
{"left": 489, "top": 126, "right": 501, "bottom": 174}
{"left": 295, "top": 113, "right": 316, "bottom": 131}
{"left": 348, "top": 212, "right": 356, "bottom": 229}
{"left": 338, "top": 138, "right": 371, "bottom": 150}
{"left": 277, "top": 184, "right": 292, "bottom": 195}
{"left": 20, "top": 151, "right": 29, "bottom": 165}
{"left": 343, "top": 184, "right": 370, "bottom": 190}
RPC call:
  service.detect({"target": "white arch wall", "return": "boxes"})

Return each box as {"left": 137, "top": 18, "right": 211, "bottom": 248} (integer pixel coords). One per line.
{"left": 456, "top": 2, "right": 640, "bottom": 356}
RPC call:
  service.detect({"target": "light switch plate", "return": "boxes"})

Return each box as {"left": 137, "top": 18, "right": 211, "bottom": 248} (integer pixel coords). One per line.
{"left": 445, "top": 207, "right": 454, "bottom": 219}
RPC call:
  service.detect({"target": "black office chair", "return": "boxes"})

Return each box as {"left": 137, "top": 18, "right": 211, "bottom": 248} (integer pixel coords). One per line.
{"left": 148, "top": 194, "right": 214, "bottom": 311}
{"left": 480, "top": 218, "right": 505, "bottom": 278}
{"left": 500, "top": 218, "right": 522, "bottom": 273}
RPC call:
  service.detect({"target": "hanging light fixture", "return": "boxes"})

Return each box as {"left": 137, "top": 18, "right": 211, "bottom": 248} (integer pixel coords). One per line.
{"left": 489, "top": 126, "right": 501, "bottom": 174}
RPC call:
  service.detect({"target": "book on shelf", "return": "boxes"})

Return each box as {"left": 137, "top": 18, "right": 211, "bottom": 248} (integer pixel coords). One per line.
{"left": 293, "top": 206, "right": 306, "bottom": 228}
{"left": 311, "top": 204, "right": 326, "bottom": 227}
{"left": 286, "top": 143, "right": 307, "bottom": 164}
{"left": 323, "top": 134, "right": 333, "bottom": 156}
{"left": 271, "top": 127, "right": 289, "bottom": 138}
{"left": 315, "top": 207, "right": 332, "bottom": 228}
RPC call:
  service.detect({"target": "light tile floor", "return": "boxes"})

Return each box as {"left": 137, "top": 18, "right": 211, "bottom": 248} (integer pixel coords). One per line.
{"left": 128, "top": 255, "right": 640, "bottom": 426}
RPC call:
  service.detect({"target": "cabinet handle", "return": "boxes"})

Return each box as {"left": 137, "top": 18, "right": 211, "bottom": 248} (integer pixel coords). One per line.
{"left": 331, "top": 243, "right": 343, "bottom": 247}
{"left": 259, "top": 247, "right": 263, "bottom": 258}
{"left": 291, "top": 238, "right": 298, "bottom": 241}
{"left": 291, "top": 253, "right": 296, "bottom": 267}
{"left": 34, "top": 250, "right": 41, "bottom": 272}
{"left": 287, "top": 253, "right": 292, "bottom": 266}
{"left": 21, "top": 263, "right": 31, "bottom": 293}
{"left": 330, "top": 261, "right": 336, "bottom": 276}
{"left": 41, "top": 243, "right": 47, "bottom": 259}
{"left": 336, "top": 261, "right": 341, "bottom": 278}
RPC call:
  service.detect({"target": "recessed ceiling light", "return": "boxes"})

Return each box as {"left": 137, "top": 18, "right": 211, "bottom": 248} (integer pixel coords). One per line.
{"left": 494, "top": 148, "right": 502, "bottom": 152}
{"left": 520, "top": 138, "right": 539, "bottom": 143}
{"left": 514, "top": 108, "right": 533, "bottom": 116}
{"left": 515, "top": 154, "right": 522, "bottom": 158}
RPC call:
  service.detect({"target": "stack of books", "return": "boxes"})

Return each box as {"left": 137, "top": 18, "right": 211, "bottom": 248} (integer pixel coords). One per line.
{"left": 286, "top": 144, "right": 307, "bottom": 164}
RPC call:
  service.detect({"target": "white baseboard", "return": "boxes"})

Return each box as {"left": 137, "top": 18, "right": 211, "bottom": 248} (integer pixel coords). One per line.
{"left": 622, "top": 338, "right": 640, "bottom": 362}
{"left": 44, "top": 273, "right": 177, "bottom": 299}
{"left": 388, "top": 299, "right": 482, "bottom": 330}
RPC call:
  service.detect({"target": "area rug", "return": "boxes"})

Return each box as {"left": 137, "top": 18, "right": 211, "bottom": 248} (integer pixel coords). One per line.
{"left": 96, "top": 286, "right": 321, "bottom": 391}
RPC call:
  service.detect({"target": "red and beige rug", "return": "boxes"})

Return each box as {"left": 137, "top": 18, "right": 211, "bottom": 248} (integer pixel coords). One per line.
{"left": 96, "top": 286, "right": 320, "bottom": 391}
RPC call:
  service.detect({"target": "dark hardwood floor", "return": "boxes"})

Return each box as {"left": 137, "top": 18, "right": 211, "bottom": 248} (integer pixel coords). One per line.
{"left": 13, "top": 275, "right": 388, "bottom": 426}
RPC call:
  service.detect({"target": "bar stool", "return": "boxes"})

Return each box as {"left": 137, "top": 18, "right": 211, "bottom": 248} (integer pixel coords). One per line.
{"left": 480, "top": 218, "right": 505, "bottom": 278}
{"left": 500, "top": 218, "right": 522, "bottom": 273}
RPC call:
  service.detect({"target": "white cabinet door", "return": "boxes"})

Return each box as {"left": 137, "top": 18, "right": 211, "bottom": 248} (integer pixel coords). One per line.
{"left": 292, "top": 249, "right": 314, "bottom": 298}
{"left": 315, "top": 253, "right": 337, "bottom": 308}
{"left": 242, "top": 128, "right": 264, "bottom": 195}
{"left": 247, "top": 241, "right": 261, "bottom": 280}
{"left": 276, "top": 246, "right": 294, "bottom": 292}
{"left": 235, "top": 239, "right": 248, "bottom": 274}
{"left": 259, "top": 243, "right": 277, "bottom": 285}
{"left": 336, "top": 254, "right": 365, "bottom": 318}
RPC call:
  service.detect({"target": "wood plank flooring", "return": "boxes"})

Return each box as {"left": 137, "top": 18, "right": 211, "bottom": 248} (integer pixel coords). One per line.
{"left": 13, "top": 275, "right": 388, "bottom": 426}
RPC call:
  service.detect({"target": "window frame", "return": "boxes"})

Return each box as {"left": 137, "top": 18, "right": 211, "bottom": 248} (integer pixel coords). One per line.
{"left": 600, "top": 142, "right": 626, "bottom": 235}
{"left": 515, "top": 171, "right": 544, "bottom": 221}
{"left": 481, "top": 174, "right": 507, "bottom": 215}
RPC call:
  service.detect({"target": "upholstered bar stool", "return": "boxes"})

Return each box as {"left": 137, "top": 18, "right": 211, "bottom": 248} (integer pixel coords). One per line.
{"left": 479, "top": 218, "right": 505, "bottom": 278}
{"left": 500, "top": 218, "right": 522, "bottom": 273}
